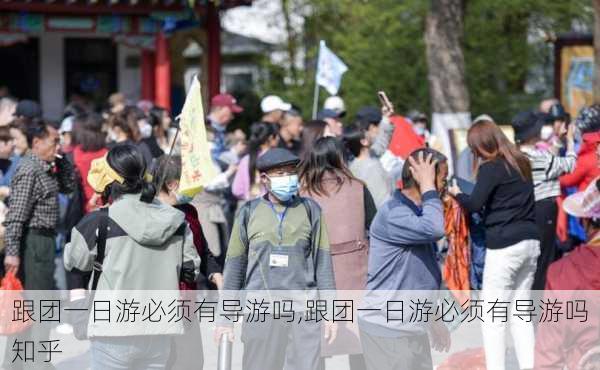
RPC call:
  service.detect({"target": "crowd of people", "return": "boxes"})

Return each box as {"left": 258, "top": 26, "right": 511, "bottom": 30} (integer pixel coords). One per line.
{"left": 0, "top": 89, "right": 599, "bottom": 370}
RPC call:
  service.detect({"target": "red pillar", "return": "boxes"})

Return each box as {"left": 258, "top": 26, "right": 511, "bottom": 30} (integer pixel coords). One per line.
{"left": 141, "top": 49, "right": 155, "bottom": 102}
{"left": 155, "top": 31, "right": 171, "bottom": 111}
{"left": 207, "top": 2, "right": 221, "bottom": 98}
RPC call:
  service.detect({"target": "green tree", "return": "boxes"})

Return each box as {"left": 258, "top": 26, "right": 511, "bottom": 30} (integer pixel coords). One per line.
{"left": 258, "top": 0, "right": 592, "bottom": 124}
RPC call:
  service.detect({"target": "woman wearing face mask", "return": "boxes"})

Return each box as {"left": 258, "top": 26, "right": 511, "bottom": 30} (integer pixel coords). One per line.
{"left": 107, "top": 107, "right": 154, "bottom": 167}
{"left": 343, "top": 123, "right": 392, "bottom": 208}
{"left": 299, "top": 137, "right": 374, "bottom": 370}
{"left": 154, "top": 154, "right": 224, "bottom": 289}
{"left": 232, "top": 121, "right": 279, "bottom": 201}
{"left": 153, "top": 154, "right": 223, "bottom": 370}
{"left": 64, "top": 144, "right": 200, "bottom": 369}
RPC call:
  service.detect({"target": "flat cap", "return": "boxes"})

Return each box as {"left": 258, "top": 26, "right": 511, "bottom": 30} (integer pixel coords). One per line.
{"left": 256, "top": 148, "right": 300, "bottom": 172}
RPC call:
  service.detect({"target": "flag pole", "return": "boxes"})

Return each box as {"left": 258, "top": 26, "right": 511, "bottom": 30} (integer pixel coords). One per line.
{"left": 312, "top": 41, "right": 322, "bottom": 120}
{"left": 312, "top": 82, "right": 319, "bottom": 120}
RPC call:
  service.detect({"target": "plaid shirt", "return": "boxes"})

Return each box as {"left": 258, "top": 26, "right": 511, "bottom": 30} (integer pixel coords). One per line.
{"left": 3, "top": 152, "right": 75, "bottom": 256}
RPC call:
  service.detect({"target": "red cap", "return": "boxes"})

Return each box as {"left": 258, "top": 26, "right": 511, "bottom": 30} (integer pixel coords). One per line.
{"left": 210, "top": 93, "right": 243, "bottom": 113}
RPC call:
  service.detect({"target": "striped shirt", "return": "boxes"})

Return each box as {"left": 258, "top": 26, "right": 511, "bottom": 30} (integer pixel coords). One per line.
{"left": 521, "top": 146, "right": 576, "bottom": 201}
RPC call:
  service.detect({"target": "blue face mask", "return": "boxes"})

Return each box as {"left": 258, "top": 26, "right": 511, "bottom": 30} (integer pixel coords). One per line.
{"left": 175, "top": 193, "right": 194, "bottom": 205}
{"left": 268, "top": 174, "right": 299, "bottom": 202}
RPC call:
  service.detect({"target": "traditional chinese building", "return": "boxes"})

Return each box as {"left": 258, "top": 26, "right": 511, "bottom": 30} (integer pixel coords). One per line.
{"left": 0, "top": 0, "right": 252, "bottom": 119}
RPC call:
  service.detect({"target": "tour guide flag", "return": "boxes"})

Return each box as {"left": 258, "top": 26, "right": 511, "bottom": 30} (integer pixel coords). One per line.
{"left": 178, "top": 75, "right": 217, "bottom": 197}
{"left": 316, "top": 40, "right": 349, "bottom": 95}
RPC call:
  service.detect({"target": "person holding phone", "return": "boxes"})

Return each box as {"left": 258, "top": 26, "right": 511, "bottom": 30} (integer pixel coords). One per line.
{"left": 449, "top": 119, "right": 539, "bottom": 370}
{"left": 512, "top": 111, "right": 576, "bottom": 290}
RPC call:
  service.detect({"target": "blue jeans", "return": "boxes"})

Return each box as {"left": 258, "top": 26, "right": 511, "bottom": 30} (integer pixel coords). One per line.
{"left": 90, "top": 336, "right": 171, "bottom": 370}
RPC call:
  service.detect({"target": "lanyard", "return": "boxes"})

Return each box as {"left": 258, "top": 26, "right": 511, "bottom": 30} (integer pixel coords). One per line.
{"left": 267, "top": 201, "right": 289, "bottom": 245}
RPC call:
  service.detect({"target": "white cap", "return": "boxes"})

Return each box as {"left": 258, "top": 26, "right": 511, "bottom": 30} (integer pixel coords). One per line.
{"left": 59, "top": 116, "right": 74, "bottom": 134}
{"left": 324, "top": 96, "right": 346, "bottom": 115}
{"left": 261, "top": 95, "right": 291, "bottom": 113}
{"left": 473, "top": 114, "right": 494, "bottom": 124}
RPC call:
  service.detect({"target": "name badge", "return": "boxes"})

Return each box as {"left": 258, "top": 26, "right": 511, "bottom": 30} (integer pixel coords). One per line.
{"left": 269, "top": 254, "right": 289, "bottom": 267}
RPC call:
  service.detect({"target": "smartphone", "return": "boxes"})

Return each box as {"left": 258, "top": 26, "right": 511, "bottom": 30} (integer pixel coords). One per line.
{"left": 377, "top": 91, "right": 393, "bottom": 112}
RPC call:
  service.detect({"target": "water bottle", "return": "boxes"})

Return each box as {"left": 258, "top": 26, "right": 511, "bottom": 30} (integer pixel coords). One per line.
{"left": 217, "top": 333, "right": 232, "bottom": 370}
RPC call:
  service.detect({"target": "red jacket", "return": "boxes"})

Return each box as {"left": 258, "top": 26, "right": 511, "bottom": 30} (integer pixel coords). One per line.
{"left": 72, "top": 146, "right": 108, "bottom": 213}
{"left": 534, "top": 244, "right": 600, "bottom": 370}
{"left": 560, "top": 132, "right": 600, "bottom": 191}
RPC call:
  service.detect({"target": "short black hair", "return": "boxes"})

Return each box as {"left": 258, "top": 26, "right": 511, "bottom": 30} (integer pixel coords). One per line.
{"left": 25, "top": 119, "right": 53, "bottom": 148}
{"left": 401, "top": 148, "right": 447, "bottom": 189}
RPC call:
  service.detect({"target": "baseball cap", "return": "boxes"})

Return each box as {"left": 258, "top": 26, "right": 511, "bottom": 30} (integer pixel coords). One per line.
{"left": 324, "top": 96, "right": 346, "bottom": 117}
{"left": 563, "top": 177, "right": 600, "bottom": 219}
{"left": 211, "top": 94, "right": 243, "bottom": 113}
{"left": 59, "top": 116, "right": 74, "bottom": 134}
{"left": 15, "top": 100, "right": 42, "bottom": 119}
{"left": 356, "top": 106, "right": 382, "bottom": 125}
{"left": 317, "top": 109, "right": 340, "bottom": 121}
{"left": 261, "top": 95, "right": 291, "bottom": 113}
{"left": 473, "top": 114, "right": 495, "bottom": 124}
{"left": 408, "top": 111, "right": 428, "bottom": 124}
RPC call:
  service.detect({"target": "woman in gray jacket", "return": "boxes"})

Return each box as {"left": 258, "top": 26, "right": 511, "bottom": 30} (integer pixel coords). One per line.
{"left": 64, "top": 144, "right": 200, "bottom": 370}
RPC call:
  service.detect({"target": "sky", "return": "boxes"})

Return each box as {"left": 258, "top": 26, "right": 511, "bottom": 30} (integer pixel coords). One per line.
{"left": 222, "top": 0, "right": 304, "bottom": 45}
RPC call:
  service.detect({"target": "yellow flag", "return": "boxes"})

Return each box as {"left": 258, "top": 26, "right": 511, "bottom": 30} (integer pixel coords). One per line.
{"left": 178, "top": 75, "right": 218, "bottom": 197}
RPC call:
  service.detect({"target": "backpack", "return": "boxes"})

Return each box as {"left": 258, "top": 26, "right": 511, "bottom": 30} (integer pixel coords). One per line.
{"left": 63, "top": 152, "right": 85, "bottom": 239}
{"left": 237, "top": 197, "right": 318, "bottom": 266}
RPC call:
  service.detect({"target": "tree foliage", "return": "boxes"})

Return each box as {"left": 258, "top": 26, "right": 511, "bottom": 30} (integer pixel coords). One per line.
{"left": 258, "top": 0, "right": 592, "bottom": 123}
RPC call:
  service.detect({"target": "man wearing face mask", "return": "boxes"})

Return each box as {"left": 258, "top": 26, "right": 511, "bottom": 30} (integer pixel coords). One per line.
{"left": 215, "top": 148, "right": 337, "bottom": 370}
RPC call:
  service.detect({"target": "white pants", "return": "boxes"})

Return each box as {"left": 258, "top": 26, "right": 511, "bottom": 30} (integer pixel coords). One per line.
{"left": 481, "top": 239, "right": 540, "bottom": 370}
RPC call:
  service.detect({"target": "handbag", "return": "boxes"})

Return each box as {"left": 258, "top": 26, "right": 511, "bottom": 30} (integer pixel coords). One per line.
{"left": 67, "top": 208, "right": 109, "bottom": 340}
{"left": 0, "top": 272, "right": 32, "bottom": 335}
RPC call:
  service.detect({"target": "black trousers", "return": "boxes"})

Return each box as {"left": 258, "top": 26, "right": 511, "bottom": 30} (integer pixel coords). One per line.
{"left": 532, "top": 198, "right": 558, "bottom": 290}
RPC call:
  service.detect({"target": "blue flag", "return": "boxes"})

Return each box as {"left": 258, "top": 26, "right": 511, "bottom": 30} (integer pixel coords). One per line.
{"left": 316, "top": 40, "right": 349, "bottom": 95}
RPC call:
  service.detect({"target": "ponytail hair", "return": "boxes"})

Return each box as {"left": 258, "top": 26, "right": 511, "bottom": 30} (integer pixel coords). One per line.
{"left": 105, "top": 143, "right": 156, "bottom": 203}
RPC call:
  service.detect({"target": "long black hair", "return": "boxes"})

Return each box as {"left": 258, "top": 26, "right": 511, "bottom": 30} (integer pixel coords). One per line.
{"left": 248, "top": 122, "right": 278, "bottom": 185}
{"left": 299, "top": 136, "right": 361, "bottom": 197}
{"left": 103, "top": 144, "right": 156, "bottom": 203}
{"left": 300, "top": 120, "right": 327, "bottom": 160}
{"left": 149, "top": 106, "right": 168, "bottom": 138}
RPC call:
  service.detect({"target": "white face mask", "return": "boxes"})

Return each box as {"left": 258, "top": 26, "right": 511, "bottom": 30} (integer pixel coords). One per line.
{"left": 540, "top": 125, "right": 554, "bottom": 141}
{"left": 138, "top": 120, "right": 152, "bottom": 139}
{"left": 108, "top": 130, "right": 119, "bottom": 142}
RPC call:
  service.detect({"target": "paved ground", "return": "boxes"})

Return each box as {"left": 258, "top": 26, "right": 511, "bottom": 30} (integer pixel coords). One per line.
{"left": 0, "top": 321, "right": 497, "bottom": 370}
